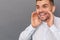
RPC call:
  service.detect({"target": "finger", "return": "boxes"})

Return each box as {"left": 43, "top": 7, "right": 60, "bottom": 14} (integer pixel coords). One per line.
{"left": 31, "top": 11, "right": 37, "bottom": 16}
{"left": 47, "top": 10, "right": 53, "bottom": 16}
{"left": 31, "top": 11, "right": 37, "bottom": 20}
{"left": 47, "top": 10, "right": 54, "bottom": 20}
{"left": 31, "top": 11, "right": 41, "bottom": 20}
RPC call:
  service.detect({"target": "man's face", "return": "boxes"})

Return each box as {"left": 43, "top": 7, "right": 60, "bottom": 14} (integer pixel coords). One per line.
{"left": 36, "top": 0, "right": 55, "bottom": 21}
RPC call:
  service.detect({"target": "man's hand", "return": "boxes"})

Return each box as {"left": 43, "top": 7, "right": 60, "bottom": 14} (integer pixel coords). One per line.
{"left": 46, "top": 11, "right": 54, "bottom": 27}
{"left": 31, "top": 11, "right": 42, "bottom": 28}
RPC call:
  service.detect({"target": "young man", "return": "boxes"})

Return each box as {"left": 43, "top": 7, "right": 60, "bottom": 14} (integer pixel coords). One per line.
{"left": 19, "top": 0, "right": 60, "bottom": 40}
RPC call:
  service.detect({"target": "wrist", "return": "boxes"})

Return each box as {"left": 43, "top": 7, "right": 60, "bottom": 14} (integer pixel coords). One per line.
{"left": 48, "top": 23, "right": 54, "bottom": 27}
{"left": 29, "top": 24, "right": 36, "bottom": 30}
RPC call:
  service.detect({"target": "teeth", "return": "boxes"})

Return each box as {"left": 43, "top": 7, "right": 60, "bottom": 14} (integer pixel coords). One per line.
{"left": 40, "top": 13, "right": 45, "bottom": 16}
{"left": 40, "top": 13, "right": 47, "bottom": 16}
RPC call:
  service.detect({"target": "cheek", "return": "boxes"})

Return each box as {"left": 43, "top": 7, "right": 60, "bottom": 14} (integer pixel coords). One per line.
{"left": 46, "top": 13, "right": 49, "bottom": 16}
{"left": 46, "top": 7, "right": 52, "bottom": 12}
{"left": 44, "top": 13, "right": 50, "bottom": 18}
{"left": 45, "top": 9, "right": 51, "bottom": 11}
{"left": 36, "top": 9, "right": 39, "bottom": 13}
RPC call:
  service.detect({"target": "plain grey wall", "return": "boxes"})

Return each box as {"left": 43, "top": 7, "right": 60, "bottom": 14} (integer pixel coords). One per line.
{"left": 0, "top": 0, "right": 60, "bottom": 40}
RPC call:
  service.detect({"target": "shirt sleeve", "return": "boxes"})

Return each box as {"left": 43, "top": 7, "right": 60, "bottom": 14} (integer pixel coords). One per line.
{"left": 19, "top": 24, "right": 36, "bottom": 40}
{"left": 49, "top": 24, "right": 60, "bottom": 40}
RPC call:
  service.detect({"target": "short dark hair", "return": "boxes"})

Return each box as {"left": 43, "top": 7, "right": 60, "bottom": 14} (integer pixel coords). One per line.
{"left": 36, "top": 0, "right": 54, "bottom": 5}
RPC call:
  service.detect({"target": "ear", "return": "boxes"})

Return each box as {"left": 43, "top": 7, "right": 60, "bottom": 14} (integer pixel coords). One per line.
{"left": 52, "top": 6, "right": 56, "bottom": 13}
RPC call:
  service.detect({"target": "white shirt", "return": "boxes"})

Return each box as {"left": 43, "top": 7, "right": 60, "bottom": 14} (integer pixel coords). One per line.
{"left": 19, "top": 16, "right": 60, "bottom": 40}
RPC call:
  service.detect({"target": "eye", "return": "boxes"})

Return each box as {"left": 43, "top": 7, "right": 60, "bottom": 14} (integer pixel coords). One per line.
{"left": 36, "top": 5, "right": 39, "bottom": 9}
{"left": 43, "top": 4, "right": 48, "bottom": 8}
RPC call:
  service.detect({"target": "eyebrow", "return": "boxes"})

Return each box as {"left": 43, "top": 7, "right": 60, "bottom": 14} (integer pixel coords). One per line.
{"left": 36, "top": 4, "right": 48, "bottom": 6}
{"left": 43, "top": 4, "right": 48, "bottom": 5}
{"left": 36, "top": 5, "right": 39, "bottom": 7}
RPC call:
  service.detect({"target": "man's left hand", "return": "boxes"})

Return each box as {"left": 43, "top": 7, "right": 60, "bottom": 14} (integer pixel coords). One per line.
{"left": 46, "top": 11, "right": 54, "bottom": 27}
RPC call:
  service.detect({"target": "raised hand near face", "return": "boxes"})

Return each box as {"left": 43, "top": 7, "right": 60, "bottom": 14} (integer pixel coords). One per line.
{"left": 31, "top": 11, "right": 42, "bottom": 28}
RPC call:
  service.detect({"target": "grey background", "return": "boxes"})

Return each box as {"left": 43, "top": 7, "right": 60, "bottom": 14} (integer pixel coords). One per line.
{"left": 0, "top": 0, "right": 60, "bottom": 40}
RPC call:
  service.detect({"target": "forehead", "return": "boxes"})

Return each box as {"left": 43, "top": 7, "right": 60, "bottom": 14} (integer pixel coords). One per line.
{"left": 36, "top": 0, "right": 50, "bottom": 5}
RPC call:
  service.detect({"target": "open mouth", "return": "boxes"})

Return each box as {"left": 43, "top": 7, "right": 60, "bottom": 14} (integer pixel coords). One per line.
{"left": 39, "top": 12, "right": 47, "bottom": 16}
{"left": 38, "top": 12, "right": 50, "bottom": 21}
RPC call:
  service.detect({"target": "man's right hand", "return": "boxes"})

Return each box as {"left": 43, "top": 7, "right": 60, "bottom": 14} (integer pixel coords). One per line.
{"left": 31, "top": 11, "right": 42, "bottom": 28}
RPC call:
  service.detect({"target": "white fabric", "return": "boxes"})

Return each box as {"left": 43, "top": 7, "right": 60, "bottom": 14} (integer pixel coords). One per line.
{"left": 19, "top": 16, "right": 60, "bottom": 40}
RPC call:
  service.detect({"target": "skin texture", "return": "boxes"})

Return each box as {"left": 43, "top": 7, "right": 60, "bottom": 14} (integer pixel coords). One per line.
{"left": 31, "top": 0, "right": 55, "bottom": 28}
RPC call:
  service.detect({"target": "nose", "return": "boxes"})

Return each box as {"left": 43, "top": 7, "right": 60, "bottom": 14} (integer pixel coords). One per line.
{"left": 39, "top": 8, "right": 44, "bottom": 12}
{"left": 37, "top": 8, "right": 44, "bottom": 14}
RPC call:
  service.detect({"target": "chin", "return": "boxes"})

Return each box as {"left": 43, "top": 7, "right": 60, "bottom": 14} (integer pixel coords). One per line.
{"left": 39, "top": 15, "right": 49, "bottom": 21}
{"left": 40, "top": 17, "right": 48, "bottom": 21}
{"left": 41, "top": 18, "right": 47, "bottom": 21}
